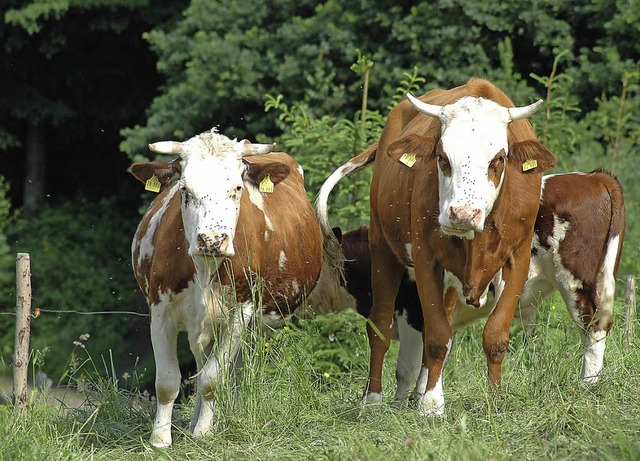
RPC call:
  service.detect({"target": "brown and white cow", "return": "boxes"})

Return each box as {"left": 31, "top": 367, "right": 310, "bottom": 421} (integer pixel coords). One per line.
{"left": 131, "top": 128, "right": 322, "bottom": 447}
{"left": 331, "top": 170, "right": 625, "bottom": 404}
{"left": 318, "top": 77, "right": 557, "bottom": 415}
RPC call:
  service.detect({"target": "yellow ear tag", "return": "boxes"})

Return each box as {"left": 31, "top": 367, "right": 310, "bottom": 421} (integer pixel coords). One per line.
{"left": 522, "top": 159, "right": 538, "bottom": 172}
{"left": 259, "top": 175, "right": 274, "bottom": 193}
{"left": 145, "top": 175, "right": 161, "bottom": 193}
{"left": 399, "top": 153, "right": 417, "bottom": 168}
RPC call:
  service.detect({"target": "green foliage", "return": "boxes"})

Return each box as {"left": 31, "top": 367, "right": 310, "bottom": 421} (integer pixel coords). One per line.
{"left": 0, "top": 177, "right": 15, "bottom": 366}
{"left": 265, "top": 90, "right": 384, "bottom": 229}
{"left": 273, "top": 309, "right": 369, "bottom": 378}
{"left": 529, "top": 50, "right": 583, "bottom": 154}
{"left": 0, "top": 197, "right": 141, "bottom": 382}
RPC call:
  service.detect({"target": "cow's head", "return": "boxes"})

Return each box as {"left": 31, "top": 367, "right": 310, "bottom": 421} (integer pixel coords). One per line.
{"left": 136, "top": 128, "right": 290, "bottom": 259}
{"left": 390, "top": 94, "right": 553, "bottom": 239}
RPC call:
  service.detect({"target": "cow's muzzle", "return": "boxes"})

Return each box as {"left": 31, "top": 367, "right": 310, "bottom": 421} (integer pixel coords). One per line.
{"left": 196, "top": 232, "right": 233, "bottom": 257}
{"left": 443, "top": 206, "right": 483, "bottom": 235}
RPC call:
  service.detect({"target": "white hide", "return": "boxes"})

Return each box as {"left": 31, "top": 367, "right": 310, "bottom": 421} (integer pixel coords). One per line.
{"left": 435, "top": 97, "right": 510, "bottom": 236}
{"left": 417, "top": 338, "right": 451, "bottom": 416}
{"left": 393, "top": 311, "right": 424, "bottom": 404}
{"left": 178, "top": 132, "right": 247, "bottom": 257}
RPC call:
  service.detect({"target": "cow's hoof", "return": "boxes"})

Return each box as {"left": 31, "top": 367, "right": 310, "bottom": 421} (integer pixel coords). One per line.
{"left": 418, "top": 394, "right": 445, "bottom": 417}
{"left": 149, "top": 430, "right": 172, "bottom": 448}
{"left": 390, "top": 398, "right": 409, "bottom": 410}
{"left": 192, "top": 424, "right": 214, "bottom": 437}
{"left": 582, "top": 375, "right": 600, "bottom": 385}
{"left": 361, "top": 392, "right": 383, "bottom": 405}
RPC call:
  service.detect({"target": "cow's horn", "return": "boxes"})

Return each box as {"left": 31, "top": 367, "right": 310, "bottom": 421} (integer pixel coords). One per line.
{"left": 149, "top": 141, "right": 182, "bottom": 155}
{"left": 406, "top": 93, "right": 443, "bottom": 118}
{"left": 243, "top": 142, "right": 276, "bottom": 156}
{"left": 507, "top": 99, "right": 544, "bottom": 121}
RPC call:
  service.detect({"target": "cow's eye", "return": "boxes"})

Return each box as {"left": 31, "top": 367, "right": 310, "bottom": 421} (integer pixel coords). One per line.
{"left": 235, "top": 185, "right": 243, "bottom": 192}
{"left": 437, "top": 153, "right": 451, "bottom": 176}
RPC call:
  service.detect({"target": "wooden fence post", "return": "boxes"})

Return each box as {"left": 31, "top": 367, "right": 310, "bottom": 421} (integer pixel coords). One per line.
{"left": 13, "top": 253, "right": 32, "bottom": 410}
{"left": 625, "top": 275, "right": 636, "bottom": 345}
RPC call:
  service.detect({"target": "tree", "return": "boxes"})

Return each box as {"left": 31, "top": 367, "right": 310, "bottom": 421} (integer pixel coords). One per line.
{"left": 0, "top": 0, "right": 187, "bottom": 212}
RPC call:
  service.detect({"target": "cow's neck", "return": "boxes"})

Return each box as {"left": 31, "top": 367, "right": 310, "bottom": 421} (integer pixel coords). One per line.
{"left": 461, "top": 220, "right": 507, "bottom": 306}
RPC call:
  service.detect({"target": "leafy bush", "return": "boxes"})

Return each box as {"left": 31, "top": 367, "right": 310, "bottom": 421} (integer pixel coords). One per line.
{"left": 264, "top": 308, "right": 369, "bottom": 379}
{"left": 264, "top": 59, "right": 426, "bottom": 230}
{"left": 0, "top": 196, "right": 143, "bottom": 382}
{"left": 0, "top": 176, "right": 15, "bottom": 368}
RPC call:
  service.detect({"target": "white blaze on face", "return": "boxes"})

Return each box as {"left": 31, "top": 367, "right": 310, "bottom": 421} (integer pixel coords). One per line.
{"left": 436, "top": 97, "right": 511, "bottom": 237}
{"left": 178, "top": 132, "right": 245, "bottom": 258}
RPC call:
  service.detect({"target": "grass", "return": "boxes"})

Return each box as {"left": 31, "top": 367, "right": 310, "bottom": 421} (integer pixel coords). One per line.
{"left": 0, "top": 295, "right": 639, "bottom": 461}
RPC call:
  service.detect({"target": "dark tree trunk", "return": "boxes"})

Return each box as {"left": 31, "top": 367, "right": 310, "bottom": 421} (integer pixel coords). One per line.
{"left": 23, "top": 122, "right": 46, "bottom": 216}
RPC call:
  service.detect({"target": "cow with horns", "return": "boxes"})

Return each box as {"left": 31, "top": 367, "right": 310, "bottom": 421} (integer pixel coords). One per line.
{"left": 329, "top": 170, "right": 625, "bottom": 403}
{"left": 317, "top": 77, "right": 557, "bottom": 415}
{"left": 131, "top": 129, "right": 322, "bottom": 447}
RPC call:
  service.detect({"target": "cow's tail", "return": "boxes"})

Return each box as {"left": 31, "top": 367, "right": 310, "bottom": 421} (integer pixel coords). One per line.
{"left": 598, "top": 169, "right": 626, "bottom": 278}
{"left": 315, "top": 143, "right": 378, "bottom": 284}
{"left": 594, "top": 169, "right": 626, "bottom": 331}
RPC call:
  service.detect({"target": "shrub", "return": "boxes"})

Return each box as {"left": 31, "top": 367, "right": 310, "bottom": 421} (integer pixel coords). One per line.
{"left": 0, "top": 196, "right": 143, "bottom": 383}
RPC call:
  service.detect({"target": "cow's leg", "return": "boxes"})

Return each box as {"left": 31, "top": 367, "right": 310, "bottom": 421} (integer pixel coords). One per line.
{"left": 188, "top": 354, "right": 207, "bottom": 432}
{"left": 583, "top": 237, "right": 618, "bottom": 383}
{"left": 405, "top": 287, "right": 456, "bottom": 402}
{"left": 393, "top": 311, "right": 423, "bottom": 405}
{"left": 483, "top": 246, "right": 531, "bottom": 385}
{"left": 412, "top": 260, "right": 449, "bottom": 416}
{"left": 411, "top": 333, "right": 455, "bottom": 400}
{"left": 365, "top": 239, "right": 404, "bottom": 404}
{"left": 191, "top": 300, "right": 254, "bottom": 436}
{"left": 560, "top": 287, "right": 610, "bottom": 384}
{"left": 149, "top": 306, "right": 181, "bottom": 448}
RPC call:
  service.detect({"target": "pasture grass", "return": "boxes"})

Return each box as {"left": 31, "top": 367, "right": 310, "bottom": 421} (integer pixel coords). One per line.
{"left": 1, "top": 295, "right": 639, "bottom": 460}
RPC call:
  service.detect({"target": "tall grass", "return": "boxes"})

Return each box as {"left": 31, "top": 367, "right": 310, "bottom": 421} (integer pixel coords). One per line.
{"left": 0, "top": 294, "right": 638, "bottom": 460}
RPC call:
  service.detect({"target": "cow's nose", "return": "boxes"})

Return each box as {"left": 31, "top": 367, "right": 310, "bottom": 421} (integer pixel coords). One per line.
{"left": 196, "top": 232, "right": 230, "bottom": 256}
{"left": 448, "top": 206, "right": 482, "bottom": 229}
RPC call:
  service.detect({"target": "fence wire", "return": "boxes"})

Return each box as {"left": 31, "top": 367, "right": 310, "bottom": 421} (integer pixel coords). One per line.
{"left": 0, "top": 308, "right": 148, "bottom": 317}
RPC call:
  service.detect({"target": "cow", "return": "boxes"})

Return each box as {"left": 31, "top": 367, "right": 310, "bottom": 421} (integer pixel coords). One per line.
{"left": 130, "top": 128, "right": 323, "bottom": 447}
{"left": 331, "top": 170, "right": 625, "bottom": 404}
{"left": 317, "top": 77, "right": 557, "bottom": 415}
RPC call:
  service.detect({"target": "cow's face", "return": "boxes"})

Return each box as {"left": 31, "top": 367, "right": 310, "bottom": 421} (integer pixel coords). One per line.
{"left": 406, "top": 94, "right": 543, "bottom": 239}
{"left": 147, "top": 129, "right": 280, "bottom": 259}
{"left": 178, "top": 133, "right": 245, "bottom": 258}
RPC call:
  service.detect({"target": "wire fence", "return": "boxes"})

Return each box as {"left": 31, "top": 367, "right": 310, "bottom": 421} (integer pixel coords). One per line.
{"left": 0, "top": 309, "right": 148, "bottom": 317}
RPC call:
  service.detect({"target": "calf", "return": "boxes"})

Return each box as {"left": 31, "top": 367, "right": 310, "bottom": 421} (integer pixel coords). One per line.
{"left": 335, "top": 170, "right": 625, "bottom": 403}
{"left": 131, "top": 128, "right": 322, "bottom": 447}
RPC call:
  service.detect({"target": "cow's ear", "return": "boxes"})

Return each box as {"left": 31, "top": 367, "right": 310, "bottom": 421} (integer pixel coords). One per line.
{"left": 242, "top": 160, "right": 291, "bottom": 187}
{"left": 509, "top": 140, "right": 557, "bottom": 174}
{"left": 387, "top": 134, "right": 435, "bottom": 163}
{"left": 130, "top": 160, "right": 180, "bottom": 186}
